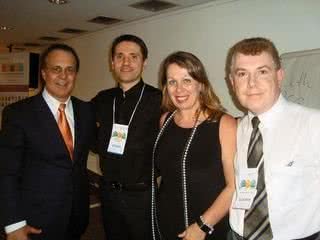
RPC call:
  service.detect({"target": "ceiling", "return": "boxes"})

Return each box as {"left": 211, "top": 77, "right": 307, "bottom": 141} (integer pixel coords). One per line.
{"left": 0, "top": 0, "right": 219, "bottom": 52}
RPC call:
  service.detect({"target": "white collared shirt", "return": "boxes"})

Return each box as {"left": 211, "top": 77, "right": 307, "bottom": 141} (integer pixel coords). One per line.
{"left": 42, "top": 88, "right": 75, "bottom": 144}
{"left": 230, "top": 95, "right": 320, "bottom": 240}
{"left": 4, "top": 89, "right": 75, "bottom": 234}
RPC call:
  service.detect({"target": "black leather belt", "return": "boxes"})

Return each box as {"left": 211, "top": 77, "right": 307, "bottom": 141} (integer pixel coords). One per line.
{"left": 296, "top": 232, "right": 320, "bottom": 240}
{"left": 109, "top": 181, "right": 150, "bottom": 192}
{"left": 229, "top": 229, "right": 244, "bottom": 240}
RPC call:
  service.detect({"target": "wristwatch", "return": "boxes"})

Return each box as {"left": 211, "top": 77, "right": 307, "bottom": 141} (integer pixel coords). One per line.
{"left": 196, "top": 215, "right": 214, "bottom": 235}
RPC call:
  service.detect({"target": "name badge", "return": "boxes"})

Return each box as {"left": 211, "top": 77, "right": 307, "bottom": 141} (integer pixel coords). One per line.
{"left": 107, "top": 123, "right": 129, "bottom": 155}
{"left": 233, "top": 168, "right": 258, "bottom": 209}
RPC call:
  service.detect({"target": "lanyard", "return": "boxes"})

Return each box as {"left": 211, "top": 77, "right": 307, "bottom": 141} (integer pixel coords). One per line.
{"left": 112, "top": 84, "right": 145, "bottom": 127}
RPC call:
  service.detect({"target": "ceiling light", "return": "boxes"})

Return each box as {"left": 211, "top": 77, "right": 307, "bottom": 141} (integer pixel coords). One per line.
{"left": 88, "top": 16, "right": 122, "bottom": 25}
{"left": 59, "top": 28, "right": 87, "bottom": 34}
{"left": 130, "top": 0, "right": 177, "bottom": 12}
{"left": 39, "top": 36, "right": 61, "bottom": 41}
{"left": 24, "top": 43, "right": 42, "bottom": 47}
{"left": 0, "top": 26, "right": 12, "bottom": 31}
{"left": 13, "top": 47, "right": 26, "bottom": 51}
{"left": 48, "top": 0, "right": 69, "bottom": 5}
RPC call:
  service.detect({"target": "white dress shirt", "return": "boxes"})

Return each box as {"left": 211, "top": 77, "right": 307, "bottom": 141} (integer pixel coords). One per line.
{"left": 230, "top": 94, "right": 320, "bottom": 240}
{"left": 4, "top": 88, "right": 74, "bottom": 234}
{"left": 42, "top": 88, "right": 75, "bottom": 144}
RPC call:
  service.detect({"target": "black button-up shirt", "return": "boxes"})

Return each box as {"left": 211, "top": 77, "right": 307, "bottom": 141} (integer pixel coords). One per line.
{"left": 91, "top": 80, "right": 161, "bottom": 184}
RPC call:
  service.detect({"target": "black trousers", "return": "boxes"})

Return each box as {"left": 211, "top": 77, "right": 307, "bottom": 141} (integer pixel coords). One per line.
{"left": 100, "top": 183, "right": 151, "bottom": 240}
{"left": 29, "top": 231, "right": 81, "bottom": 240}
{"left": 28, "top": 226, "right": 82, "bottom": 240}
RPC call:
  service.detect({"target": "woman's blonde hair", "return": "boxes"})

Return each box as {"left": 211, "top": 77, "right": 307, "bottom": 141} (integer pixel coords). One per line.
{"left": 159, "top": 51, "right": 225, "bottom": 121}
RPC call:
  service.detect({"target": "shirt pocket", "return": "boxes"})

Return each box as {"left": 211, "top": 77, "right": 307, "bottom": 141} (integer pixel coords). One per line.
{"left": 269, "top": 164, "right": 315, "bottom": 210}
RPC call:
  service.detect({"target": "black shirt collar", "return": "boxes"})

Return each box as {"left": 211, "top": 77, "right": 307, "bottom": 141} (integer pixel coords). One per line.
{"left": 116, "top": 79, "right": 144, "bottom": 99}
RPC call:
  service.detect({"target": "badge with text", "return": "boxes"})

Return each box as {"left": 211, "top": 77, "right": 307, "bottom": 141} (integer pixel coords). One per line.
{"left": 233, "top": 168, "right": 258, "bottom": 209}
{"left": 107, "top": 123, "right": 129, "bottom": 155}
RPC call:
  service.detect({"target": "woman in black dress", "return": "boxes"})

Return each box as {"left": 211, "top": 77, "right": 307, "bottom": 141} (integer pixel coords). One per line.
{"left": 151, "top": 51, "right": 236, "bottom": 240}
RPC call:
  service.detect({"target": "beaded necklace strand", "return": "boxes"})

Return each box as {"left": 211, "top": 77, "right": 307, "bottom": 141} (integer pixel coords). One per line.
{"left": 151, "top": 110, "right": 200, "bottom": 240}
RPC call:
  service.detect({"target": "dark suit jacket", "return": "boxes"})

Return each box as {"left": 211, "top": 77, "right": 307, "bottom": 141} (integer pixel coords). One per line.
{"left": 0, "top": 93, "right": 96, "bottom": 240}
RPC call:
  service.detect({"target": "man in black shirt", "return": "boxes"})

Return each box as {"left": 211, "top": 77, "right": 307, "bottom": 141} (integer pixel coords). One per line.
{"left": 91, "top": 34, "right": 161, "bottom": 240}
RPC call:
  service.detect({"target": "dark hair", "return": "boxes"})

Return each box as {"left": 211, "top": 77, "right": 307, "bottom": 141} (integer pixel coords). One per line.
{"left": 225, "top": 37, "right": 281, "bottom": 80}
{"left": 159, "top": 51, "right": 224, "bottom": 121}
{"left": 40, "top": 43, "right": 80, "bottom": 72}
{"left": 110, "top": 34, "right": 148, "bottom": 60}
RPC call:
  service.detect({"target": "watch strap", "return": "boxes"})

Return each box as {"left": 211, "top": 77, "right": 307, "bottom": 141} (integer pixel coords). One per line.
{"left": 196, "top": 215, "right": 214, "bottom": 235}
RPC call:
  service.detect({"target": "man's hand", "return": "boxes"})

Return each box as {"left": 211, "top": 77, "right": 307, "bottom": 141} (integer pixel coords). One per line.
{"left": 7, "top": 225, "right": 41, "bottom": 240}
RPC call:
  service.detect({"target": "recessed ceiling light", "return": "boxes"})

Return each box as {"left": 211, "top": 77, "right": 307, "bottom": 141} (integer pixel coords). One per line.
{"left": 130, "top": 0, "right": 177, "bottom": 12}
{"left": 88, "top": 16, "right": 122, "bottom": 25}
{"left": 48, "top": 0, "right": 69, "bottom": 5}
{"left": 0, "top": 26, "right": 12, "bottom": 31}
{"left": 13, "top": 47, "right": 26, "bottom": 51}
{"left": 24, "top": 43, "right": 42, "bottom": 47}
{"left": 59, "top": 28, "right": 87, "bottom": 34}
{"left": 39, "top": 36, "right": 61, "bottom": 41}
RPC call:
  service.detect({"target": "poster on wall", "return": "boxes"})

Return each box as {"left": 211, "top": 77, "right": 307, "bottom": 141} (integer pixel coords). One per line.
{"left": 0, "top": 52, "right": 30, "bottom": 113}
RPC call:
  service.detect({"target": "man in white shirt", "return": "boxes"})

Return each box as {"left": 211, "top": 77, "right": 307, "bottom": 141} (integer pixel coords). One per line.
{"left": 0, "top": 44, "right": 96, "bottom": 240}
{"left": 227, "top": 37, "right": 320, "bottom": 240}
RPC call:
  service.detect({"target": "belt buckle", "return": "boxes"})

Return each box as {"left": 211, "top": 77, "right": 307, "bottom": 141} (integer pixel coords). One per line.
{"left": 111, "top": 182, "right": 122, "bottom": 192}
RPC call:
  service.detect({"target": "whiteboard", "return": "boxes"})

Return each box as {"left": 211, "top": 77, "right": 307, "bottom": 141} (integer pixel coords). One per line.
{"left": 281, "top": 48, "right": 320, "bottom": 109}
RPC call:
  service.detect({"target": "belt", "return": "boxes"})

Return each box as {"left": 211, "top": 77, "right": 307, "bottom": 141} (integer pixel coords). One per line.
{"left": 229, "top": 229, "right": 244, "bottom": 240}
{"left": 296, "top": 232, "right": 320, "bottom": 240}
{"left": 229, "top": 229, "right": 320, "bottom": 240}
{"left": 109, "top": 181, "right": 150, "bottom": 192}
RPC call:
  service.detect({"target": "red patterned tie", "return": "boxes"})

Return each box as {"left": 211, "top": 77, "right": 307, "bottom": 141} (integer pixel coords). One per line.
{"left": 58, "top": 103, "right": 73, "bottom": 160}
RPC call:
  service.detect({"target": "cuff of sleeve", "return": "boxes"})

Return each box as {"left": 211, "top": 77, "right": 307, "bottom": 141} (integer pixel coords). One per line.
{"left": 4, "top": 220, "right": 27, "bottom": 234}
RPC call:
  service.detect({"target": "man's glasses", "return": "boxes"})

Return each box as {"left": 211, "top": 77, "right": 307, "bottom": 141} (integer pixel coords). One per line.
{"left": 46, "top": 65, "right": 77, "bottom": 75}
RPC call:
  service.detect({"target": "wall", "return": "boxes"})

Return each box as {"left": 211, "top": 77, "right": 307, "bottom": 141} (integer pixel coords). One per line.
{"left": 64, "top": 0, "right": 320, "bottom": 172}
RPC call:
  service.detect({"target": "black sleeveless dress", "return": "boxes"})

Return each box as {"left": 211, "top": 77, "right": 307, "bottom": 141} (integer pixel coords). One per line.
{"left": 155, "top": 115, "right": 228, "bottom": 240}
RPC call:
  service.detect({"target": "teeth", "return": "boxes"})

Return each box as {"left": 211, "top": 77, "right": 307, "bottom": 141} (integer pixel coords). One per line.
{"left": 176, "top": 96, "right": 188, "bottom": 102}
{"left": 121, "top": 68, "right": 132, "bottom": 72}
{"left": 56, "top": 82, "right": 67, "bottom": 87}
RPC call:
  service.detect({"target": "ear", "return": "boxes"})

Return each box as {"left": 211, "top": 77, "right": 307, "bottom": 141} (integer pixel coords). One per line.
{"left": 143, "top": 59, "right": 147, "bottom": 69}
{"left": 276, "top": 68, "right": 285, "bottom": 87}
{"left": 198, "top": 83, "right": 204, "bottom": 95}
{"left": 229, "top": 73, "right": 235, "bottom": 90}
{"left": 111, "top": 60, "right": 115, "bottom": 71}
{"left": 41, "top": 69, "right": 47, "bottom": 82}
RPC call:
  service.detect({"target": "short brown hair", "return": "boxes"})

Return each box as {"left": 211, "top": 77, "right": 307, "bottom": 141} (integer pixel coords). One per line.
{"left": 159, "top": 51, "right": 224, "bottom": 121}
{"left": 226, "top": 37, "right": 281, "bottom": 80}
{"left": 110, "top": 34, "right": 148, "bottom": 60}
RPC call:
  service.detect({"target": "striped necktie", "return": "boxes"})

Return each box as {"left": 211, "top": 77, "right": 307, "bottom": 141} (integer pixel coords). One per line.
{"left": 58, "top": 103, "right": 74, "bottom": 160}
{"left": 243, "top": 116, "right": 273, "bottom": 240}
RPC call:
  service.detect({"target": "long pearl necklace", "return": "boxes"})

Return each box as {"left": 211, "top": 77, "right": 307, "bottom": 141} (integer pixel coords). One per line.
{"left": 151, "top": 110, "right": 200, "bottom": 240}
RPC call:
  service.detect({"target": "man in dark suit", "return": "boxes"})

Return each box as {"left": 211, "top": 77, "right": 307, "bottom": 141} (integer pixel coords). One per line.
{"left": 0, "top": 44, "right": 96, "bottom": 240}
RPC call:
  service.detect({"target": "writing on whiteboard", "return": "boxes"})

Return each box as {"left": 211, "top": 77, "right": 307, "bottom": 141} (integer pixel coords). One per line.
{"left": 282, "top": 71, "right": 312, "bottom": 104}
{"left": 281, "top": 49, "right": 320, "bottom": 110}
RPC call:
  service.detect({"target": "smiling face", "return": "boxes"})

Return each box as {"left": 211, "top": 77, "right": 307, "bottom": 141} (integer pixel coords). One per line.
{"left": 111, "top": 41, "right": 146, "bottom": 90}
{"left": 166, "top": 63, "right": 202, "bottom": 113}
{"left": 230, "top": 51, "right": 284, "bottom": 114}
{"left": 41, "top": 49, "right": 77, "bottom": 102}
